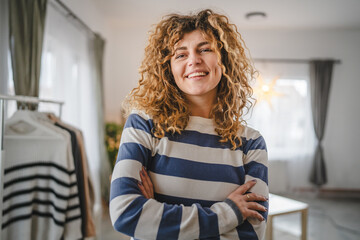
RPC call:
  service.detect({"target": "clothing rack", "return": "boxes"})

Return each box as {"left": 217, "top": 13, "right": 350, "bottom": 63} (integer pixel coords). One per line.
{"left": 0, "top": 94, "right": 64, "bottom": 228}
{"left": 0, "top": 94, "right": 64, "bottom": 150}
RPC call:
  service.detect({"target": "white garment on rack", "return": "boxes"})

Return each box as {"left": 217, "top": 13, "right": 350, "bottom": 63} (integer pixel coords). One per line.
{"left": 5, "top": 111, "right": 60, "bottom": 138}
{"left": 1, "top": 110, "right": 82, "bottom": 240}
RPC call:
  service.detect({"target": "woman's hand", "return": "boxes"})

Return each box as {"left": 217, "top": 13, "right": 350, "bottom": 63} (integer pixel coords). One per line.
{"left": 138, "top": 166, "right": 154, "bottom": 199}
{"left": 227, "top": 180, "right": 267, "bottom": 222}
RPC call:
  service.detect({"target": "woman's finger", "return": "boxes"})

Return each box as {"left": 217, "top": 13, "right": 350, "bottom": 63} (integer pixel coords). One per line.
{"left": 138, "top": 168, "right": 152, "bottom": 199}
{"left": 246, "top": 209, "right": 265, "bottom": 222}
{"left": 246, "top": 193, "right": 268, "bottom": 202}
{"left": 234, "top": 180, "right": 257, "bottom": 195}
{"left": 142, "top": 167, "right": 154, "bottom": 197}
{"left": 138, "top": 181, "right": 150, "bottom": 199}
{"left": 140, "top": 168, "right": 154, "bottom": 198}
{"left": 246, "top": 202, "right": 267, "bottom": 212}
{"left": 140, "top": 169, "right": 151, "bottom": 195}
{"left": 148, "top": 174, "right": 154, "bottom": 197}
{"left": 139, "top": 171, "right": 150, "bottom": 194}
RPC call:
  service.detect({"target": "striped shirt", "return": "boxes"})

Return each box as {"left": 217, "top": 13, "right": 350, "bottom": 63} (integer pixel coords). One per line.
{"left": 2, "top": 110, "right": 82, "bottom": 240}
{"left": 110, "top": 111, "right": 268, "bottom": 240}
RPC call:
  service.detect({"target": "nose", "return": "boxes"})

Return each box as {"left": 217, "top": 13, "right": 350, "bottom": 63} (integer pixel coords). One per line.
{"left": 188, "top": 53, "right": 201, "bottom": 66}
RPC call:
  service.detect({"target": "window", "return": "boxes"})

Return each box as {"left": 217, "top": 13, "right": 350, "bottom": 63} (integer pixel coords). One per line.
{"left": 246, "top": 63, "right": 315, "bottom": 162}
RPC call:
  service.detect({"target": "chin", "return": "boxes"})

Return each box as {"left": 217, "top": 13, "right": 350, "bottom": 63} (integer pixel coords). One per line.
{"left": 186, "top": 91, "right": 207, "bottom": 96}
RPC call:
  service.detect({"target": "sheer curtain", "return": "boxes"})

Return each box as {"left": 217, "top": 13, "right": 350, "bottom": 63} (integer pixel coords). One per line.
{"left": 246, "top": 62, "right": 316, "bottom": 191}
{"left": 38, "top": 3, "right": 103, "bottom": 233}
{"left": 90, "top": 34, "right": 112, "bottom": 203}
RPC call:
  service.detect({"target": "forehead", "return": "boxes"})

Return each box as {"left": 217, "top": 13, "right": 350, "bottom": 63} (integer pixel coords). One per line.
{"left": 173, "top": 30, "right": 211, "bottom": 48}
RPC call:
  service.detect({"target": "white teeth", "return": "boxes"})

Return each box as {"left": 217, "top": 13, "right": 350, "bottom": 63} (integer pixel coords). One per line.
{"left": 187, "top": 72, "right": 207, "bottom": 78}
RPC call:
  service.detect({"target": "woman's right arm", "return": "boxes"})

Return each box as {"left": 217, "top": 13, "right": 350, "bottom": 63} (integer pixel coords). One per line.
{"left": 109, "top": 113, "right": 265, "bottom": 240}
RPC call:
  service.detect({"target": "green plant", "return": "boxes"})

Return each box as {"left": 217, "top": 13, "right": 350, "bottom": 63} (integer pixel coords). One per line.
{"left": 105, "top": 122, "right": 123, "bottom": 170}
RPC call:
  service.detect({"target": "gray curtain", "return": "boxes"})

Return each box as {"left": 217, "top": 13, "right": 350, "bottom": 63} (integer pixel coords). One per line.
{"left": 8, "top": 0, "right": 47, "bottom": 109}
{"left": 1, "top": 0, "right": 9, "bottom": 96}
{"left": 91, "top": 33, "right": 111, "bottom": 201}
{"left": 309, "top": 60, "right": 334, "bottom": 186}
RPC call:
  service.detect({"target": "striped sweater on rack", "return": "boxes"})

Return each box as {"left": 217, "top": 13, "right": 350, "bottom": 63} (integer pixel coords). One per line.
{"left": 1, "top": 111, "right": 82, "bottom": 240}
{"left": 110, "top": 111, "right": 269, "bottom": 240}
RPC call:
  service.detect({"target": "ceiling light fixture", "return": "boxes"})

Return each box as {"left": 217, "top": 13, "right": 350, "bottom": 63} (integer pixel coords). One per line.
{"left": 245, "top": 11, "right": 267, "bottom": 21}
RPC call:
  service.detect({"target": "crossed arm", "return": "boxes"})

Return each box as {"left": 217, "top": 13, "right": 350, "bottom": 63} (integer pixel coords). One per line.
{"left": 111, "top": 161, "right": 267, "bottom": 240}
{"left": 138, "top": 166, "right": 267, "bottom": 222}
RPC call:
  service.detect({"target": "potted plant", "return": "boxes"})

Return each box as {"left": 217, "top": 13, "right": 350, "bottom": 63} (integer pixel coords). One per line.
{"left": 105, "top": 122, "right": 123, "bottom": 170}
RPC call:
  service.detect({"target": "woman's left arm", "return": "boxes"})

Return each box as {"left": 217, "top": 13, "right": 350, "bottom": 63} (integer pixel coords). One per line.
{"left": 237, "top": 131, "right": 269, "bottom": 240}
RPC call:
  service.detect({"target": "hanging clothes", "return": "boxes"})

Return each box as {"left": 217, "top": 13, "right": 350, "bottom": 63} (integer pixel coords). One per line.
{"left": 1, "top": 110, "right": 83, "bottom": 240}
{"left": 43, "top": 112, "right": 96, "bottom": 237}
{"left": 50, "top": 114, "right": 96, "bottom": 237}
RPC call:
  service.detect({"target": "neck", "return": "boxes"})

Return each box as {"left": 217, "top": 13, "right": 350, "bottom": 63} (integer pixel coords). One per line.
{"left": 186, "top": 95, "right": 216, "bottom": 119}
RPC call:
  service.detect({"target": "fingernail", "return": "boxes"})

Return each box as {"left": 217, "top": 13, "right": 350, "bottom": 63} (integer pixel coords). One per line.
{"left": 251, "top": 179, "right": 257, "bottom": 182}
{"left": 138, "top": 181, "right": 143, "bottom": 186}
{"left": 262, "top": 217, "right": 265, "bottom": 221}
{"left": 264, "top": 207, "right": 267, "bottom": 211}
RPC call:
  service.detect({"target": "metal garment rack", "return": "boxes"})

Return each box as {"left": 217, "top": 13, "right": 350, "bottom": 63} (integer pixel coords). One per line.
{"left": 0, "top": 94, "right": 64, "bottom": 150}
{"left": 0, "top": 94, "right": 64, "bottom": 228}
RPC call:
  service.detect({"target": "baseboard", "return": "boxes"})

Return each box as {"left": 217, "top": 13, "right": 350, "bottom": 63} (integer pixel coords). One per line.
{"left": 291, "top": 187, "right": 360, "bottom": 199}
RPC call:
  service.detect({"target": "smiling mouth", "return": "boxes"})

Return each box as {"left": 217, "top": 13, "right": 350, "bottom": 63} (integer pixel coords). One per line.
{"left": 186, "top": 72, "right": 209, "bottom": 78}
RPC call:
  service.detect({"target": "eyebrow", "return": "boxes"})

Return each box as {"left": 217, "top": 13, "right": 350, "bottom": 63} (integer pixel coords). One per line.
{"left": 174, "top": 41, "right": 210, "bottom": 53}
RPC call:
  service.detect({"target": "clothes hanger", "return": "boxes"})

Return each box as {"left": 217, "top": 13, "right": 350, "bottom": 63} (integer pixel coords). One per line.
{"left": 5, "top": 109, "right": 61, "bottom": 138}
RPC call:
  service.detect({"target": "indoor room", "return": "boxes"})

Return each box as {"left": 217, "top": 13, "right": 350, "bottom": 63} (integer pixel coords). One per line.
{"left": 1, "top": 0, "right": 359, "bottom": 240}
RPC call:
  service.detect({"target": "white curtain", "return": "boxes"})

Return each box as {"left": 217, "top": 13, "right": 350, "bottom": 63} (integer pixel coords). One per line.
{"left": 39, "top": 3, "right": 103, "bottom": 233}
{"left": 246, "top": 62, "right": 316, "bottom": 191}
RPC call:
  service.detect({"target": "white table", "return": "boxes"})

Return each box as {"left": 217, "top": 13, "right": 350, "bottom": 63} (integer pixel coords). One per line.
{"left": 266, "top": 194, "right": 309, "bottom": 240}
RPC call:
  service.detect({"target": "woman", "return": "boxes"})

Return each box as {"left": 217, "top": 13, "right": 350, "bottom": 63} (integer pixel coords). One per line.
{"left": 110, "top": 9, "right": 269, "bottom": 240}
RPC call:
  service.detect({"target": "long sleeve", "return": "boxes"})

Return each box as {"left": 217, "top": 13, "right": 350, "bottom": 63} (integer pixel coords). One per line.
{"left": 236, "top": 128, "right": 269, "bottom": 240}
{"left": 109, "top": 113, "right": 241, "bottom": 240}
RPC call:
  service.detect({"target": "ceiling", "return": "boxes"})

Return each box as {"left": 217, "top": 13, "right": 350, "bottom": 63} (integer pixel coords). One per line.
{"left": 93, "top": 0, "right": 360, "bottom": 30}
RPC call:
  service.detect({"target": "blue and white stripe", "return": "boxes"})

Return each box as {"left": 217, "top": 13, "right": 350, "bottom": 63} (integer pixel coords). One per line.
{"left": 110, "top": 111, "right": 268, "bottom": 240}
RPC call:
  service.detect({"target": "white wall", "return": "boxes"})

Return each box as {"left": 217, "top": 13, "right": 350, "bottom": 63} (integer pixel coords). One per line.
{"left": 103, "top": 21, "right": 150, "bottom": 123}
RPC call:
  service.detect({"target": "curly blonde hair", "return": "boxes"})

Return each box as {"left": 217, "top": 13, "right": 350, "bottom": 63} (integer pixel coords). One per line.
{"left": 124, "top": 9, "right": 255, "bottom": 149}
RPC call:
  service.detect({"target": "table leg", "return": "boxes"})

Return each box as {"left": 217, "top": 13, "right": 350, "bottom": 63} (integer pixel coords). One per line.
{"left": 266, "top": 216, "right": 273, "bottom": 240}
{"left": 301, "top": 208, "right": 308, "bottom": 240}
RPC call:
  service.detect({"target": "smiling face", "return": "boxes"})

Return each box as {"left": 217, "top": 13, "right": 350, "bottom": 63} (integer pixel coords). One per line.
{"left": 170, "top": 30, "right": 222, "bottom": 103}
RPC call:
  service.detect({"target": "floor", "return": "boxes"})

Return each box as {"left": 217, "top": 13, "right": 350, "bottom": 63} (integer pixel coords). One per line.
{"left": 101, "top": 194, "right": 360, "bottom": 240}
